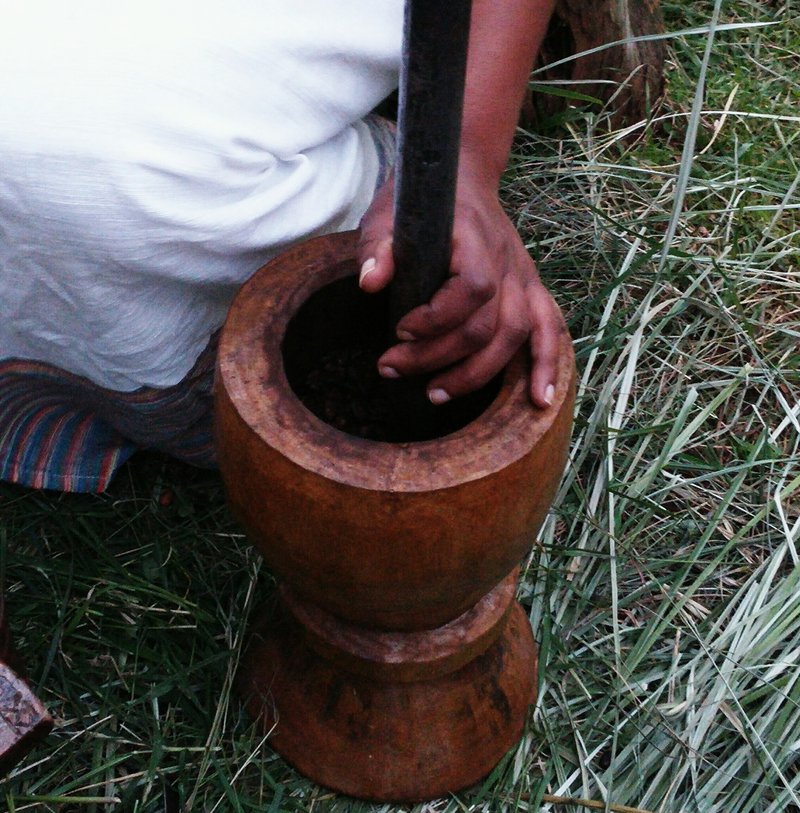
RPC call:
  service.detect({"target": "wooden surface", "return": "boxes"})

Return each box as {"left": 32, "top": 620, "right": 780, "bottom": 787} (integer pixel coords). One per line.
{"left": 238, "top": 600, "right": 537, "bottom": 802}
{"left": 215, "top": 230, "right": 576, "bottom": 631}
{"left": 217, "top": 229, "right": 571, "bottom": 799}
{"left": 391, "top": 0, "right": 471, "bottom": 323}
{"left": 277, "top": 570, "right": 516, "bottom": 683}
{"left": 527, "top": 0, "right": 665, "bottom": 126}
{"left": 0, "top": 599, "right": 53, "bottom": 773}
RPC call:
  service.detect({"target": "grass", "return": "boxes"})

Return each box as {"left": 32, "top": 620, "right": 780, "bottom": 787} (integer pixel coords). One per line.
{"left": 2, "top": 1, "right": 799, "bottom": 810}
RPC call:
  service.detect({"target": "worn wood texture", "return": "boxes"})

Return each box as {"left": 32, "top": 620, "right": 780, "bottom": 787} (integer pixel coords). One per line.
{"left": 391, "top": 0, "right": 472, "bottom": 322}
{"left": 526, "top": 0, "right": 665, "bottom": 126}
{"left": 215, "top": 230, "right": 575, "bottom": 631}
{"left": 0, "top": 598, "right": 53, "bottom": 773}
{"left": 238, "top": 600, "right": 537, "bottom": 802}
{"left": 216, "top": 229, "right": 574, "bottom": 800}
{"left": 278, "top": 570, "right": 517, "bottom": 683}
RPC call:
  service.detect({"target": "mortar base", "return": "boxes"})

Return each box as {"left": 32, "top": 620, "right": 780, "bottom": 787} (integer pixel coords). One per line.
{"left": 237, "top": 599, "right": 537, "bottom": 802}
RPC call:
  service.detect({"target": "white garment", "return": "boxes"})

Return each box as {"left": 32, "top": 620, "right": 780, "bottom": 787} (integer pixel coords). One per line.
{"left": 0, "top": 1, "right": 402, "bottom": 390}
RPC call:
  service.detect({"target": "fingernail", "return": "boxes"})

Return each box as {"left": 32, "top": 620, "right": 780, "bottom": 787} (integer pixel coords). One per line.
{"left": 359, "top": 257, "right": 376, "bottom": 286}
{"left": 428, "top": 388, "right": 451, "bottom": 405}
{"left": 544, "top": 384, "right": 555, "bottom": 406}
{"left": 379, "top": 365, "right": 400, "bottom": 379}
{"left": 397, "top": 329, "right": 415, "bottom": 342}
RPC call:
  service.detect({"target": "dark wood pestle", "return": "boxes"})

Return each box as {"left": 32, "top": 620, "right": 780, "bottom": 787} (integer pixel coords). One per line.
{"left": 387, "top": 0, "right": 473, "bottom": 436}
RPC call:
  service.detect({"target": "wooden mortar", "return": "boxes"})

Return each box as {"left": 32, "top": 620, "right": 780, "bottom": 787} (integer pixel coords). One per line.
{"left": 215, "top": 228, "right": 575, "bottom": 800}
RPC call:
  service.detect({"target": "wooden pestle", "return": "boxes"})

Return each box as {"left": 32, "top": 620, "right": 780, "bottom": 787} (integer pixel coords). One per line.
{"left": 387, "top": 0, "right": 473, "bottom": 435}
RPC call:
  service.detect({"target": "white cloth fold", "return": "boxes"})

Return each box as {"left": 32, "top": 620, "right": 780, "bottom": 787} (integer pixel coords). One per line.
{"left": 0, "top": 0, "right": 402, "bottom": 390}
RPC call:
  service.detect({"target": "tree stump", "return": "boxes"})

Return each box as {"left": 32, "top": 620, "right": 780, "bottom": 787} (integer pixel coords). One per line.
{"left": 525, "top": 0, "right": 666, "bottom": 127}
{"left": 0, "top": 597, "right": 53, "bottom": 773}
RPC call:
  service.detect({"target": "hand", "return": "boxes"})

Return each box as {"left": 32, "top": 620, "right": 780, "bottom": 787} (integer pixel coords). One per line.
{"left": 357, "top": 164, "right": 564, "bottom": 408}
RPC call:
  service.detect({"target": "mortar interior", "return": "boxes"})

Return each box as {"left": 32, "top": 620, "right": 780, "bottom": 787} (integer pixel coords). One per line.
{"left": 282, "top": 275, "right": 502, "bottom": 443}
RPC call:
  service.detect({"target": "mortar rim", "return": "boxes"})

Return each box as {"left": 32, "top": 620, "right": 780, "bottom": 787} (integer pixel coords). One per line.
{"left": 217, "top": 230, "right": 574, "bottom": 493}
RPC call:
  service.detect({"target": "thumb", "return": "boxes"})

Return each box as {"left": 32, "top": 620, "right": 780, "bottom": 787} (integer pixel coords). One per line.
{"left": 357, "top": 176, "right": 396, "bottom": 293}
{"left": 357, "top": 235, "right": 394, "bottom": 293}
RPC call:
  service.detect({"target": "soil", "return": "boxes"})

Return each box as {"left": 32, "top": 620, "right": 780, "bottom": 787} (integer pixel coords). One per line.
{"left": 282, "top": 275, "right": 501, "bottom": 444}
{"left": 296, "top": 342, "right": 399, "bottom": 442}
{"left": 295, "top": 343, "right": 499, "bottom": 444}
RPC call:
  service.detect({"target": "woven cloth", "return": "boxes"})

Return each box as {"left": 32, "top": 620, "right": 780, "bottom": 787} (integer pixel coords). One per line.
{"left": 0, "top": 339, "right": 217, "bottom": 492}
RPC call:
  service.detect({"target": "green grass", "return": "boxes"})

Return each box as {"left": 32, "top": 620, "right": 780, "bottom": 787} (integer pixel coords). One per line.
{"left": 2, "top": 2, "right": 799, "bottom": 811}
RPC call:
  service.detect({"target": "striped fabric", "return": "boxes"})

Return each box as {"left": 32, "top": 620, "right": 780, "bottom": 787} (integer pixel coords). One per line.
{"left": 0, "top": 338, "right": 217, "bottom": 493}
{"left": 0, "top": 115, "right": 396, "bottom": 493}
{"left": 363, "top": 112, "right": 397, "bottom": 185}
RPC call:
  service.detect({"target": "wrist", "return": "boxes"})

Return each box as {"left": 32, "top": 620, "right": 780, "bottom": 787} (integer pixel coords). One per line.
{"left": 455, "top": 145, "right": 505, "bottom": 197}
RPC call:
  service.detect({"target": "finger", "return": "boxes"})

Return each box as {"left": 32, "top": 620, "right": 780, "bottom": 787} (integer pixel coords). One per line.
{"left": 357, "top": 179, "right": 395, "bottom": 292}
{"left": 395, "top": 230, "right": 497, "bottom": 340}
{"left": 357, "top": 237, "right": 394, "bottom": 293}
{"left": 357, "top": 181, "right": 393, "bottom": 245}
{"left": 377, "top": 297, "right": 500, "bottom": 377}
{"left": 526, "top": 281, "right": 562, "bottom": 409}
{"left": 424, "top": 273, "right": 530, "bottom": 403}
